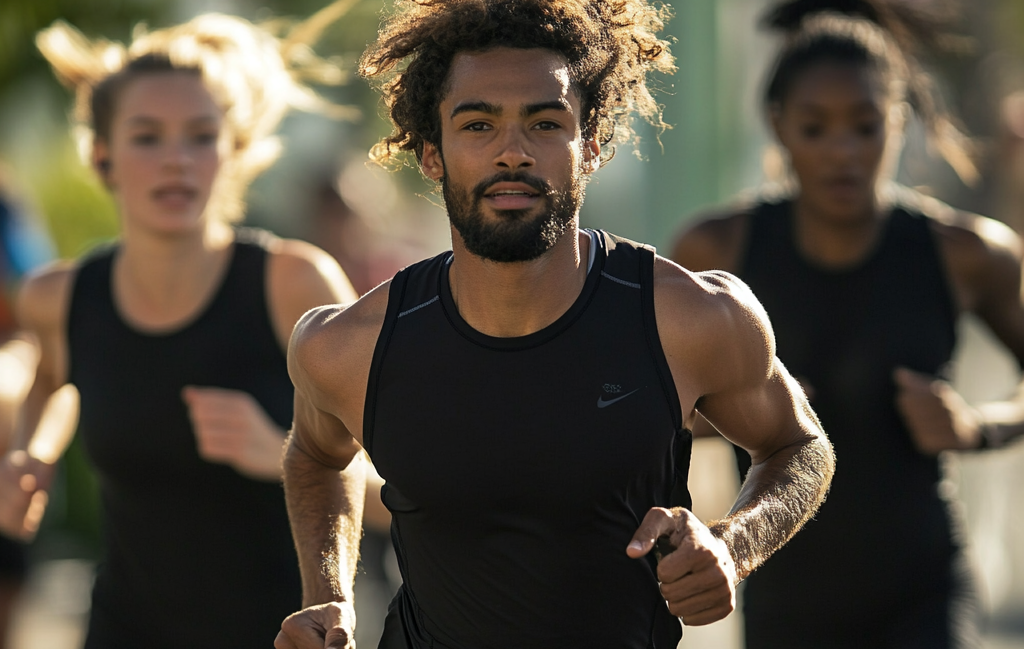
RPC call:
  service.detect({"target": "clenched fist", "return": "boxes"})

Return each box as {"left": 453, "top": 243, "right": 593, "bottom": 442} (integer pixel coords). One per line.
{"left": 276, "top": 601, "right": 356, "bottom": 649}
{"left": 627, "top": 506, "right": 737, "bottom": 626}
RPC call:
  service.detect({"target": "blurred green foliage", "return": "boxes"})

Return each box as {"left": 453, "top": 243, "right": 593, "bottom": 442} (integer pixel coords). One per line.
{"left": 0, "top": 0, "right": 428, "bottom": 253}
{"left": 30, "top": 142, "right": 120, "bottom": 259}
{"left": 0, "top": 0, "right": 171, "bottom": 93}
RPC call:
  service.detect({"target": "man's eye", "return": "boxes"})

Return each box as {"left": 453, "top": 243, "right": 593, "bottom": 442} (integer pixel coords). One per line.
{"left": 464, "top": 122, "right": 490, "bottom": 132}
{"left": 534, "top": 121, "right": 560, "bottom": 131}
{"left": 132, "top": 133, "right": 159, "bottom": 145}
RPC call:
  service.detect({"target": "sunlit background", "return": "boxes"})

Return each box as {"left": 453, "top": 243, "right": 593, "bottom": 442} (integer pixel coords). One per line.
{"left": 3, "top": 0, "right": 1024, "bottom": 647}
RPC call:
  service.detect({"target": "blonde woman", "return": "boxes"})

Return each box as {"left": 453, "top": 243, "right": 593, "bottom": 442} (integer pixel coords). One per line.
{"left": 0, "top": 6, "right": 359, "bottom": 646}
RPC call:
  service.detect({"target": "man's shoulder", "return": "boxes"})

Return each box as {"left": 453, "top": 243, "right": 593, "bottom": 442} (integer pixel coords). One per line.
{"left": 652, "top": 257, "right": 765, "bottom": 325}
{"left": 651, "top": 257, "right": 774, "bottom": 390}
{"left": 289, "top": 280, "right": 392, "bottom": 390}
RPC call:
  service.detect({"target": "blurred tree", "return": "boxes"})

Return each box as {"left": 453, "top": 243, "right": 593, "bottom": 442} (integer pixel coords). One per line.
{"left": 0, "top": 0, "right": 172, "bottom": 96}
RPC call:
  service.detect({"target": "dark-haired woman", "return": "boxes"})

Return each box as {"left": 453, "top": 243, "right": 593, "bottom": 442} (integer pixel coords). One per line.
{"left": 673, "top": 2, "right": 1024, "bottom": 648}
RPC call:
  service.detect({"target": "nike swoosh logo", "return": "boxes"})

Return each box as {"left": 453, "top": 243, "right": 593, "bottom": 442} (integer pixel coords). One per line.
{"left": 597, "top": 388, "right": 642, "bottom": 408}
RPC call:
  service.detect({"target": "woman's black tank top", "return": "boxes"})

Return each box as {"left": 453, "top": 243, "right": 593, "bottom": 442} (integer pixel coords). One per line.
{"left": 365, "top": 230, "right": 690, "bottom": 649}
{"left": 738, "top": 199, "right": 962, "bottom": 627}
{"left": 67, "top": 229, "right": 301, "bottom": 648}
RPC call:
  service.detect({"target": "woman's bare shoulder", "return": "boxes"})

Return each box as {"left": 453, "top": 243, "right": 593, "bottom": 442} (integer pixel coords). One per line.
{"left": 669, "top": 204, "right": 754, "bottom": 274}
{"left": 17, "top": 260, "right": 78, "bottom": 333}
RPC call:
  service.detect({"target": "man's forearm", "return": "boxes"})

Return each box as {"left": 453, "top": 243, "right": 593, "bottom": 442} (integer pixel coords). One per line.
{"left": 282, "top": 435, "right": 367, "bottom": 606}
{"left": 708, "top": 431, "right": 834, "bottom": 582}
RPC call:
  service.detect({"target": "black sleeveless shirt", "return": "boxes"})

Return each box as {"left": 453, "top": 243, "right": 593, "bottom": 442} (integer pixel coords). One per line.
{"left": 67, "top": 229, "right": 301, "bottom": 648}
{"left": 738, "top": 200, "right": 962, "bottom": 629}
{"left": 365, "top": 231, "right": 690, "bottom": 649}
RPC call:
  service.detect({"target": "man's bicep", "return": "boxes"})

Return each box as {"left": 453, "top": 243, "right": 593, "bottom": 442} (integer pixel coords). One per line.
{"left": 290, "top": 386, "right": 363, "bottom": 470}
{"left": 696, "top": 358, "right": 818, "bottom": 465}
{"left": 287, "top": 315, "right": 365, "bottom": 469}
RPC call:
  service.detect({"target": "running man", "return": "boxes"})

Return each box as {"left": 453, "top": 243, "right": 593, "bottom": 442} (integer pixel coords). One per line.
{"left": 276, "top": 2, "right": 835, "bottom": 648}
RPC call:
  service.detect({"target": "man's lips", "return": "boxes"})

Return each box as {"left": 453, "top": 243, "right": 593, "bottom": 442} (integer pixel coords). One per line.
{"left": 482, "top": 182, "right": 541, "bottom": 210}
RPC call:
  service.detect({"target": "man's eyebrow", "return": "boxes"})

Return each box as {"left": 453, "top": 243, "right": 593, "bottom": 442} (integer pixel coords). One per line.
{"left": 449, "top": 99, "right": 573, "bottom": 120}
{"left": 450, "top": 101, "right": 501, "bottom": 119}
{"left": 522, "top": 100, "right": 571, "bottom": 117}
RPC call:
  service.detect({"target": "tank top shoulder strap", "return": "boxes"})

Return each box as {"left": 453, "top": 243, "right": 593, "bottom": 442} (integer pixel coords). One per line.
{"left": 70, "top": 242, "right": 117, "bottom": 312}
{"left": 887, "top": 201, "right": 937, "bottom": 242}
{"left": 596, "top": 231, "right": 682, "bottom": 429}
{"left": 394, "top": 252, "right": 449, "bottom": 315}
{"left": 597, "top": 231, "right": 691, "bottom": 507}
{"left": 67, "top": 243, "right": 119, "bottom": 385}
{"left": 210, "top": 227, "right": 276, "bottom": 326}
{"left": 599, "top": 230, "right": 648, "bottom": 285}
{"left": 364, "top": 252, "right": 451, "bottom": 457}
{"left": 885, "top": 201, "right": 958, "bottom": 325}
{"left": 227, "top": 227, "right": 273, "bottom": 289}
{"left": 739, "top": 199, "right": 793, "bottom": 278}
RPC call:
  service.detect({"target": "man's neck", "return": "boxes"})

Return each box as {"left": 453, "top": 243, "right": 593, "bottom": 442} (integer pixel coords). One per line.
{"left": 448, "top": 227, "right": 590, "bottom": 338}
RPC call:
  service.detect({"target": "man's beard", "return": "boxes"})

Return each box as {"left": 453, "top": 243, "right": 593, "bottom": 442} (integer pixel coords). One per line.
{"left": 442, "top": 169, "right": 584, "bottom": 263}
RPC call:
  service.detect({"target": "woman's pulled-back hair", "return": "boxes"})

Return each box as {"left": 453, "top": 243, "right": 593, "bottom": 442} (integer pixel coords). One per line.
{"left": 359, "top": 0, "right": 675, "bottom": 167}
{"left": 762, "top": 0, "right": 977, "bottom": 184}
{"left": 35, "top": 1, "right": 356, "bottom": 222}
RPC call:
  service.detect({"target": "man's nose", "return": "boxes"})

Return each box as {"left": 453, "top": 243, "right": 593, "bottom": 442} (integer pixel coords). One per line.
{"left": 493, "top": 127, "right": 535, "bottom": 170}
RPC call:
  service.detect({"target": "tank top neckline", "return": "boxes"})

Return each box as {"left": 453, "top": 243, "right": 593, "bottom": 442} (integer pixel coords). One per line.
{"left": 438, "top": 229, "right": 605, "bottom": 351}
{"left": 107, "top": 236, "right": 241, "bottom": 340}
{"left": 778, "top": 199, "right": 904, "bottom": 277}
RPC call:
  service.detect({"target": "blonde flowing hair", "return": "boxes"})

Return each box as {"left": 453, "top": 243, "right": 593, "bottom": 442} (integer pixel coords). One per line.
{"left": 36, "top": 0, "right": 359, "bottom": 223}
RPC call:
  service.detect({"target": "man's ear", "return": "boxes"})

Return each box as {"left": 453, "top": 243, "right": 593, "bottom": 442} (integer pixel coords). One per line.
{"left": 421, "top": 142, "right": 444, "bottom": 181}
{"left": 582, "top": 138, "right": 601, "bottom": 174}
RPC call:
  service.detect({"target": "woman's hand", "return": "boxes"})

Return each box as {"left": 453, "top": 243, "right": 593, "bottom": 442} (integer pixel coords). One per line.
{"left": 183, "top": 386, "right": 287, "bottom": 481}
{"left": 0, "top": 451, "right": 54, "bottom": 540}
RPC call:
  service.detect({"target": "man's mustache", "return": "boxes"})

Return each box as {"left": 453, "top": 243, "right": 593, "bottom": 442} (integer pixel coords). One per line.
{"left": 472, "top": 172, "right": 551, "bottom": 200}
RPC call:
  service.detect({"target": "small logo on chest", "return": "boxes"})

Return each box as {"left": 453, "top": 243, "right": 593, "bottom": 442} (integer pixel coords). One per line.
{"left": 597, "top": 384, "right": 643, "bottom": 408}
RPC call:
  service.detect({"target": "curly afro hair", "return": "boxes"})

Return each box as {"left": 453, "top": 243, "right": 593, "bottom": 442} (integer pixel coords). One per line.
{"left": 359, "top": 0, "right": 674, "bottom": 167}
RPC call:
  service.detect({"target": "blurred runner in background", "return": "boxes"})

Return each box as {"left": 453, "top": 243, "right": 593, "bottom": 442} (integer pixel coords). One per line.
{"left": 674, "top": 1, "right": 1024, "bottom": 647}
{"left": 0, "top": 165, "right": 54, "bottom": 648}
{"left": 0, "top": 5, "right": 359, "bottom": 647}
